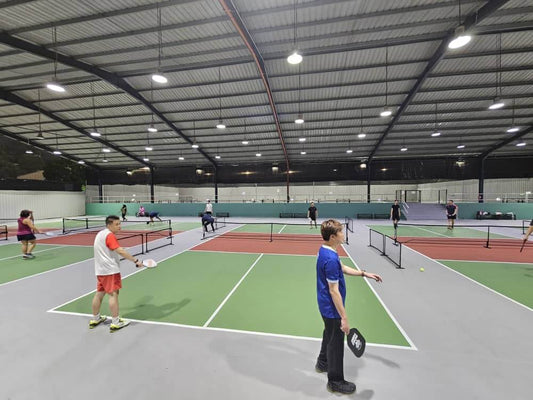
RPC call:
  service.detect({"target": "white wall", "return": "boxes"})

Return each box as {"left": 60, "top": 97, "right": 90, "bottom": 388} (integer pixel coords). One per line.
{"left": 0, "top": 190, "right": 85, "bottom": 219}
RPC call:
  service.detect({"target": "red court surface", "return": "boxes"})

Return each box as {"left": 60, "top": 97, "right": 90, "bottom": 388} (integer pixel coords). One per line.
{"left": 193, "top": 233, "right": 348, "bottom": 256}
{"left": 403, "top": 237, "right": 531, "bottom": 263}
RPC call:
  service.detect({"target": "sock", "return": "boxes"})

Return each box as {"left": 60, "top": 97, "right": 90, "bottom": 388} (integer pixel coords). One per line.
{"left": 112, "top": 317, "right": 119, "bottom": 325}
{"left": 93, "top": 313, "right": 100, "bottom": 321}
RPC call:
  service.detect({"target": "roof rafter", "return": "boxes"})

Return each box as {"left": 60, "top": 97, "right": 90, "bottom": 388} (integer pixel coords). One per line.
{"left": 367, "top": 0, "right": 512, "bottom": 163}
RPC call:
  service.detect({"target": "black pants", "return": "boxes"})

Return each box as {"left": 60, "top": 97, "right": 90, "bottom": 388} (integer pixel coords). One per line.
{"left": 317, "top": 316, "right": 345, "bottom": 382}
{"left": 203, "top": 221, "right": 214, "bottom": 232}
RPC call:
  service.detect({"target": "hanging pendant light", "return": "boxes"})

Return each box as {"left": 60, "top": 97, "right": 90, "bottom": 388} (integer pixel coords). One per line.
{"left": 287, "top": 1, "right": 303, "bottom": 64}
{"left": 46, "top": 27, "right": 66, "bottom": 93}
{"left": 151, "top": 5, "right": 167, "bottom": 84}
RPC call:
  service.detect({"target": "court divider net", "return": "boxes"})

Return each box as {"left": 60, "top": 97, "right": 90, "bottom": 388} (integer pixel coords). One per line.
{"left": 369, "top": 229, "right": 402, "bottom": 269}
{"left": 202, "top": 218, "right": 350, "bottom": 244}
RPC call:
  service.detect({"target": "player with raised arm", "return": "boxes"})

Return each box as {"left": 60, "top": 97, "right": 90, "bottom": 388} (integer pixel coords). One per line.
{"left": 89, "top": 215, "right": 143, "bottom": 332}
{"left": 315, "top": 219, "right": 382, "bottom": 394}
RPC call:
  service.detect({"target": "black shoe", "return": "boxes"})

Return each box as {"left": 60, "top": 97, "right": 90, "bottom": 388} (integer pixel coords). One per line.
{"left": 315, "top": 360, "right": 327, "bottom": 373}
{"left": 327, "top": 380, "right": 356, "bottom": 394}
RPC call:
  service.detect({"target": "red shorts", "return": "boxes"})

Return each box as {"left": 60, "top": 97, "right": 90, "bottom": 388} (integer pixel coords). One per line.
{"left": 96, "top": 273, "right": 122, "bottom": 293}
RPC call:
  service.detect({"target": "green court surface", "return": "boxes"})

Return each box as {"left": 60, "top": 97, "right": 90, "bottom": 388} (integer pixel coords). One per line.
{"left": 0, "top": 244, "right": 93, "bottom": 285}
{"left": 231, "top": 223, "right": 321, "bottom": 235}
{"left": 369, "top": 225, "right": 509, "bottom": 239}
{"left": 439, "top": 260, "right": 533, "bottom": 309}
{"left": 56, "top": 250, "right": 410, "bottom": 347}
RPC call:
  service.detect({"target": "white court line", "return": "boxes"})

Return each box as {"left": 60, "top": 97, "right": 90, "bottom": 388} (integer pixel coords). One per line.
{"left": 0, "top": 256, "right": 93, "bottom": 289}
{"left": 277, "top": 225, "right": 287, "bottom": 234}
{"left": 0, "top": 245, "right": 62, "bottom": 262}
{"left": 343, "top": 246, "right": 418, "bottom": 351}
{"left": 203, "top": 253, "right": 264, "bottom": 327}
{"left": 438, "top": 258, "right": 533, "bottom": 265}
{"left": 189, "top": 249, "right": 319, "bottom": 258}
{"left": 47, "top": 241, "right": 198, "bottom": 312}
{"left": 48, "top": 309, "right": 413, "bottom": 351}
{"left": 404, "top": 246, "right": 533, "bottom": 312}
{"left": 410, "top": 226, "right": 449, "bottom": 238}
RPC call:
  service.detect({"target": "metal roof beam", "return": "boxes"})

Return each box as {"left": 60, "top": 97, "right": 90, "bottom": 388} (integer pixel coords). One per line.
{"left": 0, "top": 89, "right": 149, "bottom": 167}
{"left": 367, "top": 0, "right": 512, "bottom": 163}
{"left": 0, "top": 127, "right": 99, "bottom": 170}
{"left": 479, "top": 125, "right": 533, "bottom": 159}
{"left": 0, "top": 31, "right": 216, "bottom": 166}
{"left": 219, "top": 0, "right": 290, "bottom": 177}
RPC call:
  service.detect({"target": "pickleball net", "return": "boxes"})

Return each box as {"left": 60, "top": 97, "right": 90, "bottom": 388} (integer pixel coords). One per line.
{"left": 202, "top": 218, "right": 350, "bottom": 244}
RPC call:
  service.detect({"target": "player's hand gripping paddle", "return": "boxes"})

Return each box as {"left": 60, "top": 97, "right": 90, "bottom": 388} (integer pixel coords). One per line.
{"left": 520, "top": 239, "right": 527, "bottom": 253}
{"left": 347, "top": 327, "right": 366, "bottom": 358}
{"left": 142, "top": 259, "right": 157, "bottom": 268}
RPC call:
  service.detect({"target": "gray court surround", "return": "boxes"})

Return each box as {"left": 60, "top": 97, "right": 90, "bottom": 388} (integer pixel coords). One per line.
{"left": 0, "top": 218, "right": 531, "bottom": 399}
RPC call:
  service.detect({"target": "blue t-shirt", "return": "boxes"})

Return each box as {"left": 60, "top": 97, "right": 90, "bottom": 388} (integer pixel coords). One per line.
{"left": 446, "top": 204, "right": 456, "bottom": 215}
{"left": 316, "top": 245, "right": 346, "bottom": 319}
{"left": 149, "top": 211, "right": 159, "bottom": 217}
{"left": 202, "top": 214, "right": 214, "bottom": 224}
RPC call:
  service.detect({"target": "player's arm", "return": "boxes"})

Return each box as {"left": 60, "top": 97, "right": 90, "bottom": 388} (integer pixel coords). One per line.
{"left": 114, "top": 247, "right": 143, "bottom": 267}
{"left": 524, "top": 225, "right": 533, "bottom": 240}
{"left": 454, "top": 206, "right": 458, "bottom": 216}
{"left": 328, "top": 281, "right": 349, "bottom": 334}
{"left": 23, "top": 218, "right": 41, "bottom": 234}
{"left": 342, "top": 264, "right": 382, "bottom": 282}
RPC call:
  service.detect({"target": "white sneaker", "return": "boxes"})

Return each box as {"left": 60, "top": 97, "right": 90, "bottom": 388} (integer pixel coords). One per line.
{"left": 109, "top": 318, "right": 131, "bottom": 332}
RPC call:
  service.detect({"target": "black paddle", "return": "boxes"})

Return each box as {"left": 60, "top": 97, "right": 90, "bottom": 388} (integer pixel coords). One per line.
{"left": 347, "top": 327, "right": 366, "bottom": 358}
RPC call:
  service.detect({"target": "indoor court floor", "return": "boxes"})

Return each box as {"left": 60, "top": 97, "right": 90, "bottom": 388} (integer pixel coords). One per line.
{"left": 0, "top": 217, "right": 531, "bottom": 399}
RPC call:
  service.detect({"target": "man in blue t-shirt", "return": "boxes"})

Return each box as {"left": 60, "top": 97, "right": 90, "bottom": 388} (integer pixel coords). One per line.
{"left": 201, "top": 213, "right": 215, "bottom": 232}
{"left": 315, "top": 219, "right": 382, "bottom": 395}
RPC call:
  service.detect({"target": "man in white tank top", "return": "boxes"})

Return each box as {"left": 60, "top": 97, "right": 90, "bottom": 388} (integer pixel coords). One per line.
{"left": 90, "top": 215, "right": 143, "bottom": 332}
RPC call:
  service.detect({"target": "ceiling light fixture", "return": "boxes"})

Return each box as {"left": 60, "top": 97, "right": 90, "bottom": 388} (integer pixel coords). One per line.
{"left": 178, "top": 156, "right": 184, "bottom": 160}
{"left": 143, "top": 157, "right": 149, "bottom": 162}
{"left": 46, "top": 27, "right": 66, "bottom": 93}
{"left": 215, "top": 155, "right": 221, "bottom": 159}
{"left": 457, "top": 144, "right": 465, "bottom": 149}
{"left": 431, "top": 103, "right": 442, "bottom": 137}
{"left": 299, "top": 137, "right": 306, "bottom": 142}
{"left": 102, "top": 148, "right": 111, "bottom": 153}
{"left": 346, "top": 149, "right": 353, "bottom": 154}
{"left": 488, "top": 34, "right": 505, "bottom": 110}
{"left": 35, "top": 89, "right": 45, "bottom": 140}
{"left": 360, "top": 162, "right": 367, "bottom": 169}
{"left": 145, "top": 146, "right": 153, "bottom": 151}
{"left": 516, "top": 142, "right": 526, "bottom": 147}
{"left": 53, "top": 133, "right": 61, "bottom": 155}
{"left": 380, "top": 46, "right": 392, "bottom": 117}
{"left": 287, "top": 0, "right": 302, "bottom": 65}
{"left": 294, "top": 113, "right": 304, "bottom": 124}
{"left": 151, "top": 5, "right": 167, "bottom": 84}
{"left": 216, "top": 67, "right": 226, "bottom": 129}
{"left": 255, "top": 153, "right": 262, "bottom": 157}
{"left": 78, "top": 160, "right": 85, "bottom": 165}
{"left": 241, "top": 140, "right": 249, "bottom": 145}
{"left": 300, "top": 151, "right": 306, "bottom": 155}
{"left": 191, "top": 120, "right": 199, "bottom": 148}
{"left": 358, "top": 133, "right": 366, "bottom": 139}
{"left": 448, "top": 27, "right": 471, "bottom": 49}
{"left": 401, "top": 147, "right": 408, "bottom": 152}
{"left": 431, "top": 132, "right": 441, "bottom": 137}
{"left": 506, "top": 99, "right": 519, "bottom": 132}
{"left": 448, "top": 2, "right": 471, "bottom": 49}
{"left": 90, "top": 131, "right": 101, "bottom": 137}
{"left": 147, "top": 123, "right": 158, "bottom": 133}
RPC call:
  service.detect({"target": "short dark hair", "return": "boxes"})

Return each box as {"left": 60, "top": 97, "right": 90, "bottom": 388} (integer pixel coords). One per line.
{"left": 20, "top": 209, "right": 31, "bottom": 218}
{"left": 320, "top": 219, "right": 343, "bottom": 241}
{"left": 106, "top": 215, "right": 120, "bottom": 226}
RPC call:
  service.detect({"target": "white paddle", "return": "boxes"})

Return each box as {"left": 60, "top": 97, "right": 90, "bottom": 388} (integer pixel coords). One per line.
{"left": 142, "top": 259, "right": 158, "bottom": 268}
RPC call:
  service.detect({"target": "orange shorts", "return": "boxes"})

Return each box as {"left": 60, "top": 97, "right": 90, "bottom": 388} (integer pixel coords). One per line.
{"left": 96, "top": 273, "right": 122, "bottom": 293}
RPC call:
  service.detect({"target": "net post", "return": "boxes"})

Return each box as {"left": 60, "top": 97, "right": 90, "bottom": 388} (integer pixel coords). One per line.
{"left": 62, "top": 218, "right": 66, "bottom": 234}
{"left": 484, "top": 225, "right": 490, "bottom": 248}
{"left": 345, "top": 222, "right": 349, "bottom": 245}
{"left": 270, "top": 223, "right": 273, "bottom": 242}
{"left": 382, "top": 232, "right": 386, "bottom": 255}
{"left": 398, "top": 241, "right": 403, "bottom": 269}
{"left": 85, "top": 217, "right": 89, "bottom": 230}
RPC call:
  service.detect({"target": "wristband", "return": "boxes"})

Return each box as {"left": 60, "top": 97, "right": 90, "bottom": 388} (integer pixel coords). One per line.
{"left": 361, "top": 270, "right": 365, "bottom": 277}
{"left": 134, "top": 259, "right": 139, "bottom": 264}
